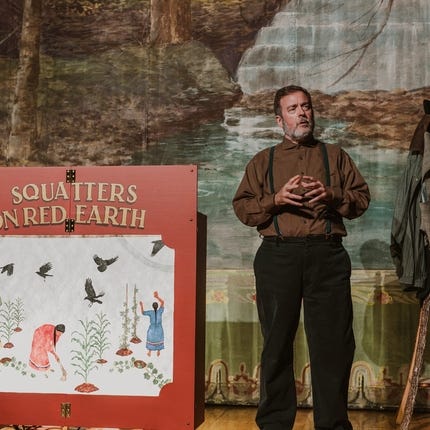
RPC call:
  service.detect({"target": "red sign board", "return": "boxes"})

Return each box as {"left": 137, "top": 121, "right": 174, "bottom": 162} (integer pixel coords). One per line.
{"left": 0, "top": 166, "right": 206, "bottom": 429}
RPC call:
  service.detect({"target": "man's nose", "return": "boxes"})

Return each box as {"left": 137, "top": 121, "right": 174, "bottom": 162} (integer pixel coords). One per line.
{"left": 296, "top": 105, "right": 306, "bottom": 115}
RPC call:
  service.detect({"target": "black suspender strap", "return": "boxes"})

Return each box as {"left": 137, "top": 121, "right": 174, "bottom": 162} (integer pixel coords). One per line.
{"left": 268, "top": 145, "right": 275, "bottom": 192}
{"left": 268, "top": 145, "right": 282, "bottom": 237}
{"left": 320, "top": 143, "right": 332, "bottom": 235}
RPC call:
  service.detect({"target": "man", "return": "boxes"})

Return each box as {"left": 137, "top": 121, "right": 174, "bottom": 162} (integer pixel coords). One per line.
{"left": 232, "top": 85, "right": 370, "bottom": 430}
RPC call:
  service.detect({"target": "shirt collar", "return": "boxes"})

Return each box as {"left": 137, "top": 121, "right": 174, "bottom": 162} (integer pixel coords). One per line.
{"left": 281, "top": 135, "right": 318, "bottom": 149}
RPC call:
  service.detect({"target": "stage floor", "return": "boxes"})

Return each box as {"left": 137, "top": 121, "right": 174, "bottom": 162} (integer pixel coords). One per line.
{"left": 200, "top": 405, "right": 429, "bottom": 429}
{"left": 1, "top": 406, "right": 429, "bottom": 430}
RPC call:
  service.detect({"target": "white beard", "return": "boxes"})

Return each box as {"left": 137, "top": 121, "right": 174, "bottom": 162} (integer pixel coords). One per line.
{"left": 282, "top": 119, "right": 314, "bottom": 141}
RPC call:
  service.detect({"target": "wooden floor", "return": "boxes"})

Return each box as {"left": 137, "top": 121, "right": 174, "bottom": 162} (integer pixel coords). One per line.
{"left": 1, "top": 406, "right": 430, "bottom": 430}
{"left": 198, "top": 405, "right": 430, "bottom": 430}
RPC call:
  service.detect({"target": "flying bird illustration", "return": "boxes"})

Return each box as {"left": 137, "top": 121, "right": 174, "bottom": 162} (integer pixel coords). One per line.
{"left": 36, "top": 262, "right": 53, "bottom": 280}
{"left": 93, "top": 254, "right": 118, "bottom": 272}
{"left": 151, "top": 240, "right": 165, "bottom": 256}
{"left": 84, "top": 278, "right": 105, "bottom": 307}
{"left": 0, "top": 263, "right": 14, "bottom": 276}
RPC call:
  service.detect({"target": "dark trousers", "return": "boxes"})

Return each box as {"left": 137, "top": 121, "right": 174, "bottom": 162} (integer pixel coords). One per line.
{"left": 254, "top": 238, "right": 355, "bottom": 430}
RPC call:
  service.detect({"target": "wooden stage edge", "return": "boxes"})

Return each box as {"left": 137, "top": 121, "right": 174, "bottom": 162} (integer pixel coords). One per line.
{"left": 2, "top": 405, "right": 430, "bottom": 430}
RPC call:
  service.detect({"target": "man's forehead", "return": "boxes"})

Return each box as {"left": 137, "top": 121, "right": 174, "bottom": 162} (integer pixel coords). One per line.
{"left": 280, "top": 91, "right": 311, "bottom": 106}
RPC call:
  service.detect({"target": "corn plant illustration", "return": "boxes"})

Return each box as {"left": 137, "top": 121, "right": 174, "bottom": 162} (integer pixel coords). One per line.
{"left": 116, "top": 283, "right": 133, "bottom": 356}
{"left": 130, "top": 284, "right": 141, "bottom": 344}
{"left": 71, "top": 318, "right": 99, "bottom": 393}
{"left": 93, "top": 311, "right": 111, "bottom": 364}
{"left": 0, "top": 299, "right": 17, "bottom": 348}
{"left": 12, "top": 297, "right": 25, "bottom": 332}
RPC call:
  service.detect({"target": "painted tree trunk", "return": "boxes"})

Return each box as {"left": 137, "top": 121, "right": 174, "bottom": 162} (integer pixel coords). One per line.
{"left": 7, "top": 0, "right": 41, "bottom": 164}
{"left": 150, "top": 0, "right": 191, "bottom": 45}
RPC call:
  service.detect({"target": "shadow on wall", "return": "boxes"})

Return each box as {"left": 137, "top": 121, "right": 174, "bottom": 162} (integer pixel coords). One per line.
{"left": 359, "top": 239, "right": 421, "bottom": 372}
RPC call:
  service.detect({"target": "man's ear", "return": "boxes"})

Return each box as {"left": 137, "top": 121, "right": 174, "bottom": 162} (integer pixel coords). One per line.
{"left": 275, "top": 115, "right": 283, "bottom": 129}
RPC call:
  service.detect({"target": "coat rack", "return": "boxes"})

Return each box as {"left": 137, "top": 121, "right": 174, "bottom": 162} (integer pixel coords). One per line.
{"left": 396, "top": 100, "right": 430, "bottom": 429}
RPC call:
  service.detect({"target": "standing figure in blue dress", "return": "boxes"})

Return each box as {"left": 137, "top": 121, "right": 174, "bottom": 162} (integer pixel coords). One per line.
{"left": 140, "top": 291, "right": 165, "bottom": 357}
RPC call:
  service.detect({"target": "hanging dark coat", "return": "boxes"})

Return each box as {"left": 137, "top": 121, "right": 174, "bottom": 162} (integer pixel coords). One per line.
{"left": 390, "top": 107, "right": 430, "bottom": 293}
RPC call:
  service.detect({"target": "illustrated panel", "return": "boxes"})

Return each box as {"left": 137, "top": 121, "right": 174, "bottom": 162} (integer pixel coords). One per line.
{"left": 0, "top": 235, "right": 174, "bottom": 397}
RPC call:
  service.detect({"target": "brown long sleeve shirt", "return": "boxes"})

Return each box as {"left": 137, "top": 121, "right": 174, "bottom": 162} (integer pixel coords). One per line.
{"left": 232, "top": 137, "right": 371, "bottom": 237}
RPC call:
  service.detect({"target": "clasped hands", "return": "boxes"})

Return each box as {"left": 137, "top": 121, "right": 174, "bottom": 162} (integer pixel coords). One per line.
{"left": 274, "top": 174, "right": 331, "bottom": 207}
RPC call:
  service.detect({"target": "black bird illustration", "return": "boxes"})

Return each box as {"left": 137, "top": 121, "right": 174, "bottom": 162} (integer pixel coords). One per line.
{"left": 151, "top": 240, "right": 165, "bottom": 256}
{"left": 0, "top": 263, "right": 14, "bottom": 276}
{"left": 93, "top": 254, "right": 118, "bottom": 272}
{"left": 84, "top": 278, "right": 105, "bottom": 307}
{"left": 36, "top": 262, "right": 53, "bottom": 280}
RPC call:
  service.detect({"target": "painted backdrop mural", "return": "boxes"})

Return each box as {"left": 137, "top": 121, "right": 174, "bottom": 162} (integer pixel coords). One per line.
{"left": 0, "top": 0, "right": 430, "bottom": 412}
